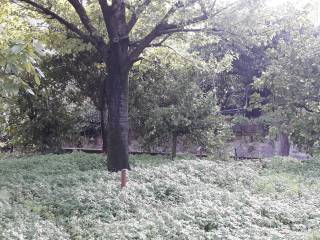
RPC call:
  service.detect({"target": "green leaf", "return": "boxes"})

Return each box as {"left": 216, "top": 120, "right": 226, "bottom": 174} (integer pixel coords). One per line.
{"left": 24, "top": 62, "right": 33, "bottom": 73}
{"left": 32, "top": 40, "right": 45, "bottom": 56}
{"left": 10, "top": 44, "right": 25, "bottom": 54}
{"left": 34, "top": 74, "right": 40, "bottom": 85}
{"left": 6, "top": 63, "right": 18, "bottom": 74}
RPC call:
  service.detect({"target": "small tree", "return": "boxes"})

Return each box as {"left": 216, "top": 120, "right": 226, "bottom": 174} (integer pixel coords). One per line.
{"left": 7, "top": 73, "right": 76, "bottom": 152}
{"left": 42, "top": 52, "right": 109, "bottom": 152}
{"left": 255, "top": 20, "right": 320, "bottom": 155}
{"left": 130, "top": 57, "right": 231, "bottom": 159}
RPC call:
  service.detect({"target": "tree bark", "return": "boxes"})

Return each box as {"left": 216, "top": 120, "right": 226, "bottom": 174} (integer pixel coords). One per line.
{"left": 100, "top": 106, "right": 108, "bottom": 154}
{"left": 99, "top": 0, "right": 131, "bottom": 172}
{"left": 278, "top": 131, "right": 290, "bottom": 156}
{"left": 100, "top": 77, "right": 108, "bottom": 154}
{"left": 171, "top": 132, "right": 177, "bottom": 160}
{"left": 105, "top": 69, "right": 130, "bottom": 171}
{"left": 104, "top": 37, "right": 131, "bottom": 171}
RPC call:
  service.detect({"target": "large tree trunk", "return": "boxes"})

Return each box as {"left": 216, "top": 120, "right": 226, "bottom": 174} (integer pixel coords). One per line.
{"left": 105, "top": 69, "right": 130, "bottom": 171}
{"left": 99, "top": 1, "right": 131, "bottom": 172}
{"left": 100, "top": 77, "right": 108, "bottom": 154}
{"left": 278, "top": 131, "right": 290, "bottom": 156}
{"left": 100, "top": 107, "right": 108, "bottom": 154}
{"left": 104, "top": 40, "right": 130, "bottom": 171}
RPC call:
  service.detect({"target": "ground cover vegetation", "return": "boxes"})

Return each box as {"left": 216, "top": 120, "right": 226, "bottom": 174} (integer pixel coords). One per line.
{"left": 1, "top": 153, "right": 320, "bottom": 239}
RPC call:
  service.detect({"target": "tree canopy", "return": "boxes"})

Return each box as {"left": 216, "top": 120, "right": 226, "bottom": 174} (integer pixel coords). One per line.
{"left": 0, "top": 0, "right": 319, "bottom": 161}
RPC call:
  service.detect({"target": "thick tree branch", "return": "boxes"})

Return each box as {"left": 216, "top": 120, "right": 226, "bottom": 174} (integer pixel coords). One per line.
{"left": 128, "top": 27, "right": 159, "bottom": 61}
{"left": 158, "top": 27, "right": 207, "bottom": 34}
{"left": 167, "top": 0, "right": 210, "bottom": 28}
{"left": 128, "top": 25, "right": 223, "bottom": 62}
{"left": 16, "top": 0, "right": 94, "bottom": 44}
{"left": 128, "top": 0, "right": 212, "bottom": 62}
{"left": 177, "top": 14, "right": 208, "bottom": 27}
{"left": 149, "top": 34, "right": 172, "bottom": 47}
{"left": 98, "top": 0, "right": 111, "bottom": 31}
{"left": 67, "top": 0, "right": 98, "bottom": 34}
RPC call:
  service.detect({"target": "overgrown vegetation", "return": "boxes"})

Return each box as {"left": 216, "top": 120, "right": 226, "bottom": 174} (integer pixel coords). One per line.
{"left": 1, "top": 1, "right": 320, "bottom": 239}
{"left": 1, "top": 153, "right": 320, "bottom": 239}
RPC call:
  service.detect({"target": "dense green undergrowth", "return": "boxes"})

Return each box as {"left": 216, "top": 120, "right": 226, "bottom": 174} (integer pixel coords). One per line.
{"left": 0, "top": 153, "right": 320, "bottom": 239}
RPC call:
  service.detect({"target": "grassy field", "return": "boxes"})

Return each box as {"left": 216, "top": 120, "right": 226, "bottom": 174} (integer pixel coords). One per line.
{"left": 0, "top": 153, "right": 320, "bottom": 240}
